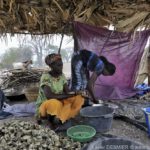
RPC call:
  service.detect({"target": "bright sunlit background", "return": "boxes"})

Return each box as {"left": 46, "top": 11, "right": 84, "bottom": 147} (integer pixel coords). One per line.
{"left": 0, "top": 34, "right": 74, "bottom": 77}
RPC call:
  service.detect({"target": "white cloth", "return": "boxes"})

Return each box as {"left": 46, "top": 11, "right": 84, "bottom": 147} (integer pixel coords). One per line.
{"left": 135, "top": 47, "right": 149, "bottom": 86}
{"left": 2, "top": 102, "right": 36, "bottom": 117}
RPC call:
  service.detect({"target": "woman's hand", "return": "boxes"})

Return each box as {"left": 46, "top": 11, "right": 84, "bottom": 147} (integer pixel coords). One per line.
{"left": 74, "top": 90, "right": 89, "bottom": 97}
{"left": 67, "top": 91, "right": 76, "bottom": 95}
{"left": 93, "top": 100, "right": 99, "bottom": 104}
{"left": 80, "top": 91, "right": 89, "bottom": 98}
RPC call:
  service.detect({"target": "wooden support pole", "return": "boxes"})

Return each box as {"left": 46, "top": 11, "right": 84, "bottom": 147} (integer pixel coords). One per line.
{"left": 72, "top": 23, "right": 78, "bottom": 52}
{"left": 148, "top": 48, "right": 150, "bottom": 85}
{"left": 58, "top": 32, "right": 64, "bottom": 54}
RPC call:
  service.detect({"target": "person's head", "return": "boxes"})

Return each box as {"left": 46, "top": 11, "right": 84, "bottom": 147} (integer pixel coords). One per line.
{"left": 45, "top": 53, "right": 63, "bottom": 74}
{"left": 99, "top": 56, "right": 116, "bottom": 76}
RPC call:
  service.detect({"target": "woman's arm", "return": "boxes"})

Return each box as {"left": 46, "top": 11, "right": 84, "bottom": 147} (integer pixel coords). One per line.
{"left": 43, "top": 84, "right": 75, "bottom": 100}
{"left": 63, "top": 83, "right": 71, "bottom": 94}
{"left": 87, "top": 72, "right": 99, "bottom": 104}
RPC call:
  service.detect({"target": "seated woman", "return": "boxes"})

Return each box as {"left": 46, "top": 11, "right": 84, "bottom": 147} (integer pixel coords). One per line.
{"left": 36, "top": 53, "right": 85, "bottom": 130}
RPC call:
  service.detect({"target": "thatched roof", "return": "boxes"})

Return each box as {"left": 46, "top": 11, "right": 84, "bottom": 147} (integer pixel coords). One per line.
{"left": 0, "top": 0, "right": 150, "bottom": 35}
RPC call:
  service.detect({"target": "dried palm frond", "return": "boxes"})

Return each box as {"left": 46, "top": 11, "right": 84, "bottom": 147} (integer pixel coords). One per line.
{"left": 0, "top": 0, "right": 149, "bottom": 36}
{"left": 116, "top": 12, "right": 150, "bottom": 32}
{"left": 0, "top": 18, "right": 5, "bottom": 28}
{"left": 8, "top": 0, "right": 15, "bottom": 13}
{"left": 0, "top": 0, "right": 4, "bottom": 9}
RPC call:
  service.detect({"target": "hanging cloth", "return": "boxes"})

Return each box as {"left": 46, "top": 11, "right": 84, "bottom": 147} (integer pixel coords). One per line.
{"left": 73, "top": 21, "right": 150, "bottom": 100}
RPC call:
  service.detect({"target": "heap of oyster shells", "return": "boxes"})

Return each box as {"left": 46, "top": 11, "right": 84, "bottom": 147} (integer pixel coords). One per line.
{"left": 0, "top": 120, "right": 81, "bottom": 150}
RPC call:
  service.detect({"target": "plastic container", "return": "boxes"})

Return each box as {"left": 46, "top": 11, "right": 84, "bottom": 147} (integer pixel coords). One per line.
{"left": 82, "top": 137, "right": 149, "bottom": 150}
{"left": 142, "top": 107, "right": 150, "bottom": 136}
{"left": 80, "top": 106, "right": 114, "bottom": 132}
{"left": 67, "top": 125, "right": 96, "bottom": 142}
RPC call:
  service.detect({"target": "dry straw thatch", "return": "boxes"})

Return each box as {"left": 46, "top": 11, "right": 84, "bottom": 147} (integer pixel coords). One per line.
{"left": 0, "top": 0, "right": 149, "bottom": 36}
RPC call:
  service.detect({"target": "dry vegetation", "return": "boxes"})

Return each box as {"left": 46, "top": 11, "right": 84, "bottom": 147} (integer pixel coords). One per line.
{"left": 0, "top": 0, "right": 149, "bottom": 36}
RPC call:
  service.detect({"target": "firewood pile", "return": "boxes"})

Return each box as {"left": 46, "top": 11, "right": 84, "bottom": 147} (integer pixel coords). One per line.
{"left": 0, "top": 68, "right": 46, "bottom": 90}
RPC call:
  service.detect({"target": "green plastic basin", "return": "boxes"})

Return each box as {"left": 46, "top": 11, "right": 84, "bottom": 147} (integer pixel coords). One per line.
{"left": 67, "top": 125, "right": 96, "bottom": 142}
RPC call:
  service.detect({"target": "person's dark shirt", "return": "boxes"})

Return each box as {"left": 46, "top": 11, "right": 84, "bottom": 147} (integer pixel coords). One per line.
{"left": 79, "top": 50, "right": 104, "bottom": 75}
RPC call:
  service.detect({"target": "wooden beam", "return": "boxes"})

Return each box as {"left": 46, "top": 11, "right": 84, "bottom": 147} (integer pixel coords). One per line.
{"left": 148, "top": 47, "right": 150, "bottom": 85}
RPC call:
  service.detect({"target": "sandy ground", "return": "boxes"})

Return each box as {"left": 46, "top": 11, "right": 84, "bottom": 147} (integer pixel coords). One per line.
{"left": 109, "top": 120, "right": 150, "bottom": 146}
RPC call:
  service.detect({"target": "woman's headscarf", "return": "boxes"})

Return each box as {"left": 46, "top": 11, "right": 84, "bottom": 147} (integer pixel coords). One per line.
{"left": 45, "top": 53, "right": 62, "bottom": 66}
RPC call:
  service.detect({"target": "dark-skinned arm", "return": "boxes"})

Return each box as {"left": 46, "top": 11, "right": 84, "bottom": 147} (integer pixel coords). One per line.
{"left": 87, "top": 72, "right": 99, "bottom": 104}
{"left": 43, "top": 83, "right": 75, "bottom": 100}
{"left": 63, "top": 83, "right": 71, "bottom": 94}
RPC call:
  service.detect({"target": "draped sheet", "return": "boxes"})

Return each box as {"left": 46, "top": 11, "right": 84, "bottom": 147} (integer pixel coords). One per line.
{"left": 74, "top": 22, "right": 150, "bottom": 100}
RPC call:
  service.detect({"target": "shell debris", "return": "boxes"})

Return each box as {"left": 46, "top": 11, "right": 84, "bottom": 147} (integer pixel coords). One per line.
{"left": 0, "top": 120, "right": 81, "bottom": 150}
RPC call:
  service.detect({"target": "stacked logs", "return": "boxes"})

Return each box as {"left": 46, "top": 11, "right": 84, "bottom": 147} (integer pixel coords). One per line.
{"left": 0, "top": 69, "right": 46, "bottom": 90}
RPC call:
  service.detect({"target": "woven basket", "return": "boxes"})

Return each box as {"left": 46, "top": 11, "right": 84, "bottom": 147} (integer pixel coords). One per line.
{"left": 24, "top": 87, "right": 39, "bottom": 102}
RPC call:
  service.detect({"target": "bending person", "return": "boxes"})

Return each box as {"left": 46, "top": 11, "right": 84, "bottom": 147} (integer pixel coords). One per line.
{"left": 71, "top": 49, "right": 116, "bottom": 104}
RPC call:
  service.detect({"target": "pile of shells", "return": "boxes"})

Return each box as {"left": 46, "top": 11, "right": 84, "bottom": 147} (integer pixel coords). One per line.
{"left": 0, "top": 120, "right": 81, "bottom": 150}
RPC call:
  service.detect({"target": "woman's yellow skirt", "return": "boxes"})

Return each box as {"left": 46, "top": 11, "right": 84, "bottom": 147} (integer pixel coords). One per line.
{"left": 39, "top": 95, "right": 84, "bottom": 123}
